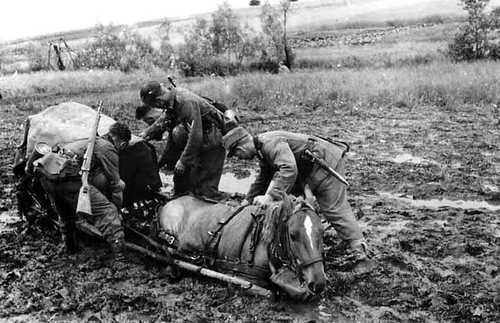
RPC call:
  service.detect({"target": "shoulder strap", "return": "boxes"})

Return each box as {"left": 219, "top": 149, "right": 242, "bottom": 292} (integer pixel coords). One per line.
{"left": 253, "top": 135, "right": 264, "bottom": 160}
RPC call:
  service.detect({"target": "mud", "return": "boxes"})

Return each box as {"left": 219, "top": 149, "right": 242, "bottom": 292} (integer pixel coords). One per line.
{"left": 1, "top": 95, "right": 499, "bottom": 322}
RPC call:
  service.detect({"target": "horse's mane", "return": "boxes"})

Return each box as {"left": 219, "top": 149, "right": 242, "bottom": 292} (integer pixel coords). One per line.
{"left": 260, "top": 195, "right": 294, "bottom": 245}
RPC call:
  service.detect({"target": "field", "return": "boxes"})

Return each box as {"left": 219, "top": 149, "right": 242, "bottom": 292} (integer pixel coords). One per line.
{"left": 1, "top": 57, "right": 499, "bottom": 321}
{"left": 1, "top": 0, "right": 500, "bottom": 322}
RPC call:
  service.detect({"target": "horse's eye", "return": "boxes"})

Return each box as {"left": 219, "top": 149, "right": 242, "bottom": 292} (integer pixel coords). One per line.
{"left": 290, "top": 231, "right": 299, "bottom": 241}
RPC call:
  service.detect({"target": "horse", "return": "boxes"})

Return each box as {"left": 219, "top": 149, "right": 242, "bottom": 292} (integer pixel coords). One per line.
{"left": 156, "top": 192, "right": 327, "bottom": 298}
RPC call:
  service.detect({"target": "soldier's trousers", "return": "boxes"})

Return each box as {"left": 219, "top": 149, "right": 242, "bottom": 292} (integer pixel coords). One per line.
{"left": 40, "top": 179, "right": 124, "bottom": 245}
{"left": 305, "top": 145, "right": 363, "bottom": 242}
{"left": 194, "top": 145, "right": 225, "bottom": 199}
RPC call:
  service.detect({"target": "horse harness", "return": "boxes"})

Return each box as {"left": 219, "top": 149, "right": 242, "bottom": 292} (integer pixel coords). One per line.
{"left": 155, "top": 196, "right": 323, "bottom": 284}
{"left": 268, "top": 203, "right": 324, "bottom": 277}
{"left": 204, "top": 204, "right": 270, "bottom": 282}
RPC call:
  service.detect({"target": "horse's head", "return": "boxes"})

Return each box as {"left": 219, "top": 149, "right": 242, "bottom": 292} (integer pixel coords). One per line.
{"left": 287, "top": 198, "right": 327, "bottom": 294}
{"left": 269, "top": 193, "right": 327, "bottom": 297}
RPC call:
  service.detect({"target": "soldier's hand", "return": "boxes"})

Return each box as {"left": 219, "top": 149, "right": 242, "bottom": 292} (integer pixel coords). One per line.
{"left": 240, "top": 199, "right": 250, "bottom": 207}
{"left": 174, "top": 160, "right": 185, "bottom": 175}
{"left": 139, "top": 131, "right": 150, "bottom": 141}
{"left": 111, "top": 191, "right": 123, "bottom": 209}
{"left": 253, "top": 195, "right": 272, "bottom": 206}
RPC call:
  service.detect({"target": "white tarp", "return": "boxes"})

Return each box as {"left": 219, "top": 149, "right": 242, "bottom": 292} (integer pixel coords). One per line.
{"left": 26, "top": 102, "right": 118, "bottom": 154}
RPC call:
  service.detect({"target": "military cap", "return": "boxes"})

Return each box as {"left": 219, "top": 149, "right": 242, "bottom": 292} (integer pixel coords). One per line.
{"left": 223, "top": 126, "right": 250, "bottom": 157}
{"left": 109, "top": 122, "right": 132, "bottom": 142}
{"left": 140, "top": 81, "right": 163, "bottom": 105}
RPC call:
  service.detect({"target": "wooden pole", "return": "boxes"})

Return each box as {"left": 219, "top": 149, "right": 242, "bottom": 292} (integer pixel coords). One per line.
{"left": 75, "top": 221, "right": 273, "bottom": 298}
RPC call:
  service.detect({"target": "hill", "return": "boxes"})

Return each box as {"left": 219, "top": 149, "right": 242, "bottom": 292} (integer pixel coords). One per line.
{"left": 5, "top": 0, "right": 500, "bottom": 47}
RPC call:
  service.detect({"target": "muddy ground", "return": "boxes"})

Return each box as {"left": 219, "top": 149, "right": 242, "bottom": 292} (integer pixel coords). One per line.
{"left": 0, "top": 93, "right": 499, "bottom": 322}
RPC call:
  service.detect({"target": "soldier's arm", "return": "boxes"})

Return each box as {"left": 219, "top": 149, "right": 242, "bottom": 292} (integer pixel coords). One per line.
{"left": 141, "top": 110, "right": 171, "bottom": 141}
{"left": 158, "top": 129, "right": 177, "bottom": 170}
{"left": 178, "top": 101, "right": 203, "bottom": 166}
{"left": 96, "top": 142, "right": 123, "bottom": 193}
{"left": 247, "top": 160, "right": 273, "bottom": 202}
{"left": 263, "top": 141, "right": 298, "bottom": 200}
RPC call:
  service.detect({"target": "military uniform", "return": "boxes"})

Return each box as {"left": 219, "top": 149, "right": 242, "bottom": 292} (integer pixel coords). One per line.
{"left": 119, "top": 139, "right": 162, "bottom": 206}
{"left": 141, "top": 86, "right": 225, "bottom": 199}
{"left": 246, "top": 131, "right": 362, "bottom": 242}
{"left": 35, "top": 138, "right": 125, "bottom": 251}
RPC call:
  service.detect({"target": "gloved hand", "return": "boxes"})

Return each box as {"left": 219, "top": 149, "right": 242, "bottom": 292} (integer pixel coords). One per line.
{"left": 253, "top": 194, "right": 273, "bottom": 206}
{"left": 174, "top": 160, "right": 185, "bottom": 175}
{"left": 111, "top": 191, "right": 123, "bottom": 209}
{"left": 139, "top": 131, "right": 150, "bottom": 141}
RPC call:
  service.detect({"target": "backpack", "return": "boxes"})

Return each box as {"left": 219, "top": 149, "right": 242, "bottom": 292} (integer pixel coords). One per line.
{"left": 33, "top": 152, "right": 80, "bottom": 181}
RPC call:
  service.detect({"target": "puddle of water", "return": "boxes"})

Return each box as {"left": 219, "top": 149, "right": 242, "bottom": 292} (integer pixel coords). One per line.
{"left": 391, "top": 153, "right": 439, "bottom": 166}
{"left": 483, "top": 184, "right": 499, "bottom": 193}
{"left": 430, "top": 220, "right": 447, "bottom": 227}
{"left": 159, "top": 170, "right": 257, "bottom": 195}
{"left": 0, "top": 211, "right": 22, "bottom": 232}
{"left": 379, "top": 192, "right": 500, "bottom": 211}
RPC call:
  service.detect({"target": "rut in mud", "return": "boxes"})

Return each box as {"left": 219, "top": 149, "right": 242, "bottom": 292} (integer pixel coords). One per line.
{"left": 1, "top": 96, "right": 499, "bottom": 322}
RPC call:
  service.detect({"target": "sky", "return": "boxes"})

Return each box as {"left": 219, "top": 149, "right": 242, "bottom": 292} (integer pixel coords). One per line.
{"left": 0, "top": 0, "right": 261, "bottom": 41}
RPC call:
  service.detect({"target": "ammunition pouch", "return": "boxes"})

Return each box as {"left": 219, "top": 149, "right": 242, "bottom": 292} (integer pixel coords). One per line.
{"left": 315, "top": 135, "right": 350, "bottom": 157}
{"left": 297, "top": 139, "right": 317, "bottom": 178}
{"left": 33, "top": 152, "right": 80, "bottom": 181}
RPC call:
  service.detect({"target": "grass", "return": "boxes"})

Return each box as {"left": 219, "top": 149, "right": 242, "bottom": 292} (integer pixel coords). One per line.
{"left": 175, "top": 60, "right": 500, "bottom": 113}
{"left": 294, "top": 41, "right": 448, "bottom": 69}
{"left": 2, "top": 60, "right": 499, "bottom": 113}
{"left": 0, "top": 69, "right": 175, "bottom": 99}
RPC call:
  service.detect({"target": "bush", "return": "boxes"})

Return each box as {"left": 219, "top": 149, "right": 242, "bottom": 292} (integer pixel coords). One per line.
{"left": 75, "top": 24, "right": 166, "bottom": 72}
{"left": 448, "top": 0, "right": 500, "bottom": 61}
{"left": 177, "top": 4, "right": 265, "bottom": 77}
{"left": 75, "top": 24, "right": 126, "bottom": 69}
{"left": 25, "top": 42, "right": 47, "bottom": 72}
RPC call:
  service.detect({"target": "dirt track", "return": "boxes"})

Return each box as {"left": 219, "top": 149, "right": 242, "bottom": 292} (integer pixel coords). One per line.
{"left": 1, "top": 95, "right": 499, "bottom": 322}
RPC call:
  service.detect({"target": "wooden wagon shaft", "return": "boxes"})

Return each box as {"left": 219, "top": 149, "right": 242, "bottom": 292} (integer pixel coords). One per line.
{"left": 75, "top": 221, "right": 273, "bottom": 298}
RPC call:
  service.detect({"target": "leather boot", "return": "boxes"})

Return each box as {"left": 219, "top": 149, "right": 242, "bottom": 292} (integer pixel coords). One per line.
{"left": 347, "top": 239, "right": 374, "bottom": 275}
{"left": 110, "top": 238, "right": 129, "bottom": 271}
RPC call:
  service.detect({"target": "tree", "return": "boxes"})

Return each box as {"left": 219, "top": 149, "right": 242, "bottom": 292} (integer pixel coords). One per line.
{"left": 210, "top": 2, "right": 242, "bottom": 59}
{"left": 249, "top": 0, "right": 261, "bottom": 6}
{"left": 252, "top": 0, "right": 297, "bottom": 69}
{"left": 448, "top": 0, "right": 500, "bottom": 60}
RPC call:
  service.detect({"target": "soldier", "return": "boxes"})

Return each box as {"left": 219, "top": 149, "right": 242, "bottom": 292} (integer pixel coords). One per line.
{"left": 119, "top": 137, "right": 162, "bottom": 206}
{"left": 31, "top": 122, "right": 130, "bottom": 261}
{"left": 138, "top": 81, "right": 226, "bottom": 199}
{"left": 223, "top": 127, "right": 370, "bottom": 266}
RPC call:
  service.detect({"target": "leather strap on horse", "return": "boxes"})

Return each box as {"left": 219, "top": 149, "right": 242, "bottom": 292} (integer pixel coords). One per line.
{"left": 268, "top": 201, "right": 324, "bottom": 274}
{"left": 213, "top": 259, "right": 270, "bottom": 286}
{"left": 204, "top": 204, "right": 249, "bottom": 264}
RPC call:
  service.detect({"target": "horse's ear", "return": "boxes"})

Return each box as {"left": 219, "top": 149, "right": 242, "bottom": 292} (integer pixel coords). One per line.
{"left": 293, "top": 196, "right": 304, "bottom": 213}
{"left": 304, "top": 184, "right": 315, "bottom": 206}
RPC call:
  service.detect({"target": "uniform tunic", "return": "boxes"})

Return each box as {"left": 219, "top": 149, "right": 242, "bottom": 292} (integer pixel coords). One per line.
{"left": 119, "top": 139, "right": 162, "bottom": 206}
{"left": 142, "top": 87, "right": 225, "bottom": 198}
{"left": 39, "top": 137, "right": 124, "bottom": 245}
{"left": 248, "top": 131, "right": 362, "bottom": 242}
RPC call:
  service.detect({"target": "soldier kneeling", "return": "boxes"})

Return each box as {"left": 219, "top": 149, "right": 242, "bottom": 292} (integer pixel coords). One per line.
{"left": 29, "top": 123, "right": 130, "bottom": 263}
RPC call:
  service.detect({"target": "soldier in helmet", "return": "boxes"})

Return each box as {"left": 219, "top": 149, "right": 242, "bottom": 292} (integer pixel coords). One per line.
{"left": 138, "top": 81, "right": 226, "bottom": 199}
{"left": 223, "top": 126, "right": 370, "bottom": 269}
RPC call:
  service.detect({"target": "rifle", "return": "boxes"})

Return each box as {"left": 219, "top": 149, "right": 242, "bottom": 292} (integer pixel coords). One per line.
{"left": 76, "top": 101, "right": 103, "bottom": 216}
{"left": 303, "top": 149, "right": 350, "bottom": 186}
